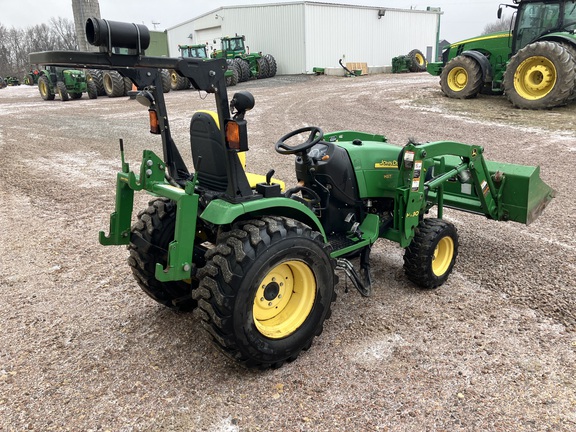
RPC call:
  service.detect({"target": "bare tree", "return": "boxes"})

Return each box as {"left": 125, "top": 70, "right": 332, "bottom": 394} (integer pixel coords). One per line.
{"left": 482, "top": 16, "right": 514, "bottom": 35}
{"left": 0, "top": 18, "right": 78, "bottom": 78}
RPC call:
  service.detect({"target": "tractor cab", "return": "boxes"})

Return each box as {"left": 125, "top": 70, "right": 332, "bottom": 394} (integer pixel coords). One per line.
{"left": 509, "top": 0, "right": 576, "bottom": 52}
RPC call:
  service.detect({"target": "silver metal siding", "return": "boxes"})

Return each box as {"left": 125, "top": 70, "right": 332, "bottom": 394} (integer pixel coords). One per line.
{"left": 305, "top": 4, "right": 439, "bottom": 71}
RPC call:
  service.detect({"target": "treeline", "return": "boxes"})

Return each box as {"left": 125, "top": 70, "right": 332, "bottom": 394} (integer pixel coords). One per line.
{"left": 0, "top": 17, "right": 77, "bottom": 78}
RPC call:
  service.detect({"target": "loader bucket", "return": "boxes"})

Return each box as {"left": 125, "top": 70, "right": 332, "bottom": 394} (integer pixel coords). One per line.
{"left": 486, "top": 161, "right": 555, "bottom": 225}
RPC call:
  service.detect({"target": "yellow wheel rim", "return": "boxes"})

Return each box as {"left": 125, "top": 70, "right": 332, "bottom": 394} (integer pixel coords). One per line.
{"left": 513, "top": 56, "right": 556, "bottom": 100}
{"left": 432, "top": 236, "right": 454, "bottom": 277}
{"left": 39, "top": 80, "right": 48, "bottom": 97}
{"left": 415, "top": 53, "right": 426, "bottom": 66}
{"left": 253, "top": 260, "right": 316, "bottom": 339}
{"left": 447, "top": 67, "right": 468, "bottom": 92}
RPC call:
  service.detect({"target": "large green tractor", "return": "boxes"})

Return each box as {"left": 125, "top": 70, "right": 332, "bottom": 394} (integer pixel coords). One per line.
{"left": 428, "top": 0, "right": 576, "bottom": 109}
{"left": 212, "top": 35, "right": 277, "bottom": 82}
{"left": 37, "top": 66, "right": 97, "bottom": 101}
{"left": 31, "top": 18, "right": 554, "bottom": 369}
{"left": 170, "top": 44, "right": 239, "bottom": 90}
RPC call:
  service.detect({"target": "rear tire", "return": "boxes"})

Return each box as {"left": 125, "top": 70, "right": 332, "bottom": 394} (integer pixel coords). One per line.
{"left": 160, "top": 69, "right": 171, "bottom": 93}
{"left": 403, "top": 218, "right": 458, "bottom": 289}
{"left": 440, "top": 55, "right": 483, "bottom": 99}
{"left": 170, "top": 69, "right": 190, "bottom": 90}
{"left": 38, "top": 75, "right": 54, "bottom": 100}
{"left": 264, "top": 54, "right": 277, "bottom": 77}
{"left": 257, "top": 57, "right": 269, "bottom": 78}
{"left": 128, "top": 198, "right": 197, "bottom": 311}
{"left": 194, "top": 216, "right": 336, "bottom": 369}
{"left": 408, "top": 49, "right": 427, "bottom": 72}
{"left": 103, "top": 71, "right": 125, "bottom": 97}
{"left": 234, "top": 58, "right": 250, "bottom": 82}
{"left": 503, "top": 41, "right": 575, "bottom": 109}
{"left": 86, "top": 69, "right": 106, "bottom": 96}
{"left": 87, "top": 80, "right": 98, "bottom": 99}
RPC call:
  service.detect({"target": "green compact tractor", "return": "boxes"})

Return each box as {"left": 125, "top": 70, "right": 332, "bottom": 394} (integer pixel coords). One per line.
{"left": 170, "top": 44, "right": 239, "bottom": 90}
{"left": 212, "top": 35, "right": 277, "bottom": 82}
{"left": 37, "top": 66, "right": 97, "bottom": 101}
{"left": 427, "top": 0, "right": 576, "bottom": 109}
{"left": 31, "top": 18, "right": 554, "bottom": 369}
{"left": 23, "top": 69, "right": 40, "bottom": 85}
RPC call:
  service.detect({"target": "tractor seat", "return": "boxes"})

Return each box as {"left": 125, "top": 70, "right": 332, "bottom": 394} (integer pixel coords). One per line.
{"left": 190, "top": 111, "right": 240, "bottom": 192}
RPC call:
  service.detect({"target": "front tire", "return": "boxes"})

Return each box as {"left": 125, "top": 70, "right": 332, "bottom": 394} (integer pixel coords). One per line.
{"left": 194, "top": 216, "right": 336, "bottom": 369}
{"left": 440, "top": 55, "right": 483, "bottom": 99}
{"left": 503, "top": 41, "right": 575, "bottom": 109}
{"left": 403, "top": 218, "right": 458, "bottom": 289}
{"left": 56, "top": 81, "right": 69, "bottom": 101}
{"left": 128, "top": 198, "right": 197, "bottom": 311}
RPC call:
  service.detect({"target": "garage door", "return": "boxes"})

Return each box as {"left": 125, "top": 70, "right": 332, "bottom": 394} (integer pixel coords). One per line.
{"left": 195, "top": 26, "right": 222, "bottom": 52}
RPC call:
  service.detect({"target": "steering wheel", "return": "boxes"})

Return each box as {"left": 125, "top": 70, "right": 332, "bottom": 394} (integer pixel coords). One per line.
{"left": 275, "top": 126, "right": 324, "bottom": 155}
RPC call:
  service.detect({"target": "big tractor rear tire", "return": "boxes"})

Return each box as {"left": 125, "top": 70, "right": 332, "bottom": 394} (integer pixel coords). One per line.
{"left": 440, "top": 55, "right": 483, "bottom": 99}
{"left": 170, "top": 69, "right": 190, "bottom": 90}
{"left": 408, "top": 49, "right": 427, "bottom": 72}
{"left": 403, "top": 218, "right": 458, "bottom": 289}
{"left": 503, "top": 41, "right": 576, "bottom": 109}
{"left": 558, "top": 42, "right": 576, "bottom": 102}
{"left": 103, "top": 70, "right": 125, "bottom": 97}
{"left": 87, "top": 80, "right": 98, "bottom": 99}
{"left": 264, "top": 54, "right": 277, "bottom": 77}
{"left": 256, "top": 57, "right": 270, "bottom": 78}
{"left": 86, "top": 69, "right": 106, "bottom": 96}
{"left": 160, "top": 69, "right": 171, "bottom": 93}
{"left": 128, "top": 198, "right": 197, "bottom": 311}
{"left": 234, "top": 58, "right": 250, "bottom": 82}
{"left": 38, "top": 75, "right": 54, "bottom": 100}
{"left": 56, "top": 81, "right": 69, "bottom": 101}
{"left": 226, "top": 66, "right": 239, "bottom": 87}
{"left": 194, "top": 216, "right": 337, "bottom": 369}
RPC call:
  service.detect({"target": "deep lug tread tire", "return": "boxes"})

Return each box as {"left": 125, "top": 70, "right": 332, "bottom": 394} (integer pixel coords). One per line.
{"left": 558, "top": 42, "right": 576, "bottom": 102}
{"left": 193, "top": 216, "right": 337, "bottom": 369}
{"left": 56, "top": 81, "right": 69, "bottom": 101}
{"left": 440, "top": 55, "right": 483, "bottom": 99}
{"left": 403, "top": 218, "right": 458, "bottom": 289}
{"left": 503, "top": 41, "right": 575, "bottom": 109}
{"left": 234, "top": 58, "right": 250, "bottom": 82}
{"left": 87, "top": 80, "right": 98, "bottom": 99}
{"left": 256, "top": 57, "right": 269, "bottom": 78}
{"left": 128, "top": 198, "right": 197, "bottom": 311}
{"left": 38, "top": 75, "right": 54, "bottom": 100}
{"left": 264, "top": 54, "right": 277, "bottom": 77}
{"left": 408, "top": 49, "right": 427, "bottom": 72}
{"left": 87, "top": 69, "right": 106, "bottom": 96}
{"left": 160, "top": 69, "right": 171, "bottom": 93}
{"left": 103, "top": 71, "right": 125, "bottom": 97}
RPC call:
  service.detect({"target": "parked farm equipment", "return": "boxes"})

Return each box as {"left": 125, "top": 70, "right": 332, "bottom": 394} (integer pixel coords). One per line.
{"left": 170, "top": 44, "right": 239, "bottom": 90}
{"left": 392, "top": 49, "right": 428, "bottom": 73}
{"left": 30, "top": 18, "right": 554, "bottom": 369}
{"left": 427, "top": 0, "right": 576, "bottom": 109}
{"left": 36, "top": 66, "right": 97, "bottom": 101}
{"left": 212, "top": 35, "right": 277, "bottom": 81}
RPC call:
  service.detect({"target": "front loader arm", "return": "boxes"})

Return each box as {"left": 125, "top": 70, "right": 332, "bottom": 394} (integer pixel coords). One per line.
{"left": 390, "top": 141, "right": 554, "bottom": 247}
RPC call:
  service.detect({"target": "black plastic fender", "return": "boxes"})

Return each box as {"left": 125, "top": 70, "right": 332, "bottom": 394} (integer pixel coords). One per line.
{"left": 461, "top": 50, "right": 492, "bottom": 83}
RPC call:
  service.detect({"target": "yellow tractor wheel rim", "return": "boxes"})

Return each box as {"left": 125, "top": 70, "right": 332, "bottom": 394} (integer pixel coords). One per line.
{"left": 253, "top": 260, "right": 316, "bottom": 339}
{"left": 415, "top": 53, "right": 426, "bottom": 66}
{"left": 514, "top": 56, "right": 556, "bottom": 100}
{"left": 432, "top": 236, "right": 454, "bottom": 276}
{"left": 447, "top": 67, "right": 468, "bottom": 91}
{"left": 39, "top": 80, "right": 48, "bottom": 97}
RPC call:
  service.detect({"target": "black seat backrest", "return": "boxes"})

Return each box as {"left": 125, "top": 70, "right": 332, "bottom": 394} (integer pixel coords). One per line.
{"left": 190, "top": 111, "right": 229, "bottom": 192}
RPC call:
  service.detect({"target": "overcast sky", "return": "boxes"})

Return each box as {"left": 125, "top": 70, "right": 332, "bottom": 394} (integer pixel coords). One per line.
{"left": 1, "top": 0, "right": 510, "bottom": 43}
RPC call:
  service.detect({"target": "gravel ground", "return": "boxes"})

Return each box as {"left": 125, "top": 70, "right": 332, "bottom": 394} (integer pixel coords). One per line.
{"left": 1, "top": 73, "right": 575, "bottom": 431}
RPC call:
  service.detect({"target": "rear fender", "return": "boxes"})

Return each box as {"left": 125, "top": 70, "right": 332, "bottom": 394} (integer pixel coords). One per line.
{"left": 200, "top": 197, "right": 327, "bottom": 241}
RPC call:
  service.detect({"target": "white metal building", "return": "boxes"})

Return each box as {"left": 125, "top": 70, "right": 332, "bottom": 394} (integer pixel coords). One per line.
{"left": 166, "top": 1, "right": 442, "bottom": 75}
